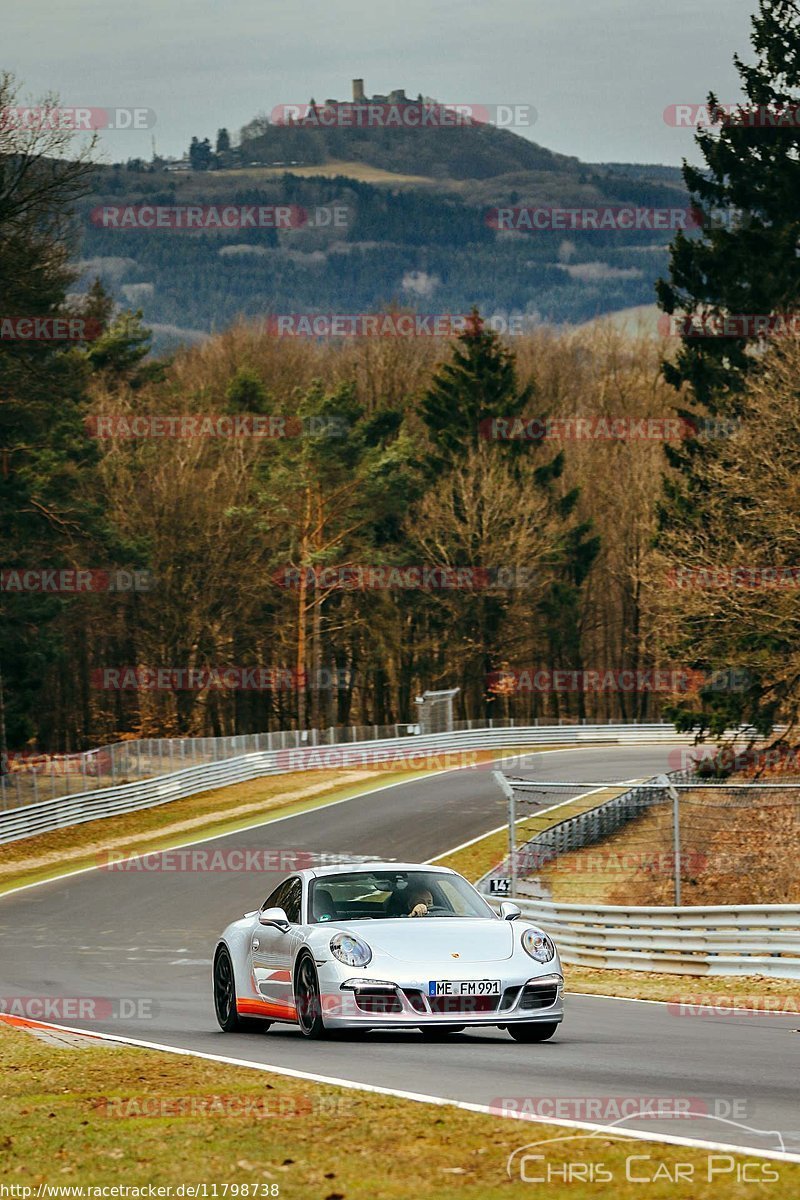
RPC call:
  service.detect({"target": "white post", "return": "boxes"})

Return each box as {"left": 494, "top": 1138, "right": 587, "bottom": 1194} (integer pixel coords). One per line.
{"left": 493, "top": 770, "right": 517, "bottom": 897}
{"left": 657, "top": 774, "right": 681, "bottom": 906}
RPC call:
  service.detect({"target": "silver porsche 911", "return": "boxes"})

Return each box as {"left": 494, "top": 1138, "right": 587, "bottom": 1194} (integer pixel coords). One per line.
{"left": 213, "top": 862, "right": 564, "bottom": 1041}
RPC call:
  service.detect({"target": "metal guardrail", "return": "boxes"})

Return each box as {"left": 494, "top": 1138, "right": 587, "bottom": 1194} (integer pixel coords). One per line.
{"left": 0, "top": 723, "right": 690, "bottom": 844}
{"left": 0, "top": 716, "right": 684, "bottom": 810}
{"left": 506, "top": 897, "right": 800, "bottom": 980}
{"left": 490, "top": 768, "right": 699, "bottom": 881}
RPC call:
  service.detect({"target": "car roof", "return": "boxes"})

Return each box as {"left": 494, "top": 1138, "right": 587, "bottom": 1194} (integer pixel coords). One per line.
{"left": 301, "top": 862, "right": 458, "bottom": 880}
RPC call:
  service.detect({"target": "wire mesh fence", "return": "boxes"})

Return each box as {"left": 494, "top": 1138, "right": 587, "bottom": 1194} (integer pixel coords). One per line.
{"left": 0, "top": 714, "right": 673, "bottom": 813}
{"left": 0, "top": 723, "right": 419, "bottom": 811}
{"left": 487, "top": 772, "right": 800, "bottom": 908}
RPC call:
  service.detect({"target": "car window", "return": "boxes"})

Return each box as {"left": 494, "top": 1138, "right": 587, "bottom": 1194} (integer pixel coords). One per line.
{"left": 261, "top": 877, "right": 295, "bottom": 915}
{"left": 437, "top": 878, "right": 478, "bottom": 916}
{"left": 282, "top": 877, "right": 302, "bottom": 924}
{"left": 308, "top": 871, "right": 494, "bottom": 922}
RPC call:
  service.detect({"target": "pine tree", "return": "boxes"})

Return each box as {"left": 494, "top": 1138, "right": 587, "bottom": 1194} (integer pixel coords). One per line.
{"left": 0, "top": 75, "right": 113, "bottom": 748}
{"left": 419, "top": 308, "right": 531, "bottom": 461}
{"left": 656, "top": 1, "right": 800, "bottom": 739}
{"left": 419, "top": 311, "right": 599, "bottom": 718}
{"left": 656, "top": 0, "right": 800, "bottom": 413}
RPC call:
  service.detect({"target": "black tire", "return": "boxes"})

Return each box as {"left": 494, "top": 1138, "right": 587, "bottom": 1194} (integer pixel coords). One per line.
{"left": 295, "top": 953, "right": 328, "bottom": 1039}
{"left": 420, "top": 1025, "right": 465, "bottom": 1039}
{"left": 213, "top": 945, "right": 270, "bottom": 1033}
{"left": 508, "top": 1021, "right": 559, "bottom": 1043}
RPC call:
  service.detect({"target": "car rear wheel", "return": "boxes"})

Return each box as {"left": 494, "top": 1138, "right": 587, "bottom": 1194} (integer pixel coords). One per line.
{"left": 214, "top": 945, "right": 270, "bottom": 1033}
{"left": 420, "top": 1025, "right": 465, "bottom": 1038}
{"left": 295, "top": 953, "right": 328, "bottom": 1039}
{"left": 508, "top": 1020, "right": 559, "bottom": 1043}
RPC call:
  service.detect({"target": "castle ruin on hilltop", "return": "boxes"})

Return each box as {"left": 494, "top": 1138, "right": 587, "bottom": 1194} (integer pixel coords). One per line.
{"left": 318, "top": 80, "right": 436, "bottom": 106}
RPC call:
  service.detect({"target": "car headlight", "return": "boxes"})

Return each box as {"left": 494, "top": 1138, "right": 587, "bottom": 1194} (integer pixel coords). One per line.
{"left": 330, "top": 931, "right": 372, "bottom": 967}
{"left": 521, "top": 928, "right": 555, "bottom": 963}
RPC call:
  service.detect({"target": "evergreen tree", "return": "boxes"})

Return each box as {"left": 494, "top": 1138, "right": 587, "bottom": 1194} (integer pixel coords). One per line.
{"left": 419, "top": 308, "right": 531, "bottom": 461}
{"left": 656, "top": 1, "right": 800, "bottom": 739}
{"left": 85, "top": 307, "right": 155, "bottom": 384}
{"left": 419, "top": 312, "right": 599, "bottom": 716}
{"left": 656, "top": 0, "right": 800, "bottom": 413}
{"left": 0, "top": 75, "right": 113, "bottom": 747}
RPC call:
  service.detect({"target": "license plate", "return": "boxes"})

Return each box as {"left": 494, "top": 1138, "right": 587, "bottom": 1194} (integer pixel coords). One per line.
{"left": 428, "top": 979, "right": 501, "bottom": 997}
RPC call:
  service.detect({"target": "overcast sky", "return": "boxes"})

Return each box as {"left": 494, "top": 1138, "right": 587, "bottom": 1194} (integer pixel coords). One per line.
{"left": 5, "top": 0, "right": 757, "bottom": 166}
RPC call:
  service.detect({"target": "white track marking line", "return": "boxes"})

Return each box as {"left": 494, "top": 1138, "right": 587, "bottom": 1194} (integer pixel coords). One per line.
{"left": 0, "top": 1014, "right": 796, "bottom": 1163}
{"left": 429, "top": 771, "right": 800, "bottom": 1016}
{"left": 426, "top": 777, "right": 640, "bottom": 861}
{"left": 567, "top": 991, "right": 800, "bottom": 1017}
{"left": 0, "top": 768, "right": 460, "bottom": 902}
{"left": 5, "top": 744, "right": 720, "bottom": 1013}
{"left": 0, "top": 743, "right": 645, "bottom": 903}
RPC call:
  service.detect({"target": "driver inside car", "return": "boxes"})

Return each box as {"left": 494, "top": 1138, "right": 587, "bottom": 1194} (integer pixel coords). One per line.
{"left": 406, "top": 886, "right": 433, "bottom": 917}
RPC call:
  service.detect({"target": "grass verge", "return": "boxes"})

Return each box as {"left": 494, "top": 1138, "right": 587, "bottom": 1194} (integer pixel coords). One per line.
{"left": 0, "top": 1022, "right": 793, "bottom": 1197}
{"left": 0, "top": 746, "right": 558, "bottom": 897}
{"left": 435, "top": 796, "right": 800, "bottom": 1008}
{"left": 0, "top": 767, "right": 420, "bottom": 897}
{"left": 433, "top": 785, "right": 629, "bottom": 884}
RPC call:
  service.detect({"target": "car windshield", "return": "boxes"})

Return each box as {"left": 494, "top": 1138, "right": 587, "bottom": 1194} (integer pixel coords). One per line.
{"left": 308, "top": 870, "right": 495, "bottom": 923}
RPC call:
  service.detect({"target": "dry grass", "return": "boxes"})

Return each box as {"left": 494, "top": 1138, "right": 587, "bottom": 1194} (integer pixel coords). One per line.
{"left": 1, "top": 1022, "right": 792, "bottom": 1197}
{"left": 536, "top": 789, "right": 800, "bottom": 907}
{"left": 0, "top": 767, "right": 411, "bottom": 895}
{"left": 437, "top": 787, "right": 800, "bottom": 1006}
{"left": 433, "top": 786, "right": 629, "bottom": 881}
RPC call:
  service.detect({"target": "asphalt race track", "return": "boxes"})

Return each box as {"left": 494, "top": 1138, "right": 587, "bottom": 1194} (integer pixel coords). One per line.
{"left": 1, "top": 744, "right": 798, "bottom": 1156}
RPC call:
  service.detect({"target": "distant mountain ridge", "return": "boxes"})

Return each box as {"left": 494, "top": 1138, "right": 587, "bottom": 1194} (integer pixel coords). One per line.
{"left": 81, "top": 89, "right": 688, "bottom": 349}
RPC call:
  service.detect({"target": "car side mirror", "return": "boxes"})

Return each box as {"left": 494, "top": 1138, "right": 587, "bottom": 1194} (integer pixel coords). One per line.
{"left": 259, "top": 906, "right": 290, "bottom": 931}
{"left": 500, "top": 901, "right": 521, "bottom": 921}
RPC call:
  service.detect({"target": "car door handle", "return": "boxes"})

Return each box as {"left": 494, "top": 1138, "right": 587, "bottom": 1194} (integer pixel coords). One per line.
{"left": 252, "top": 938, "right": 260, "bottom": 951}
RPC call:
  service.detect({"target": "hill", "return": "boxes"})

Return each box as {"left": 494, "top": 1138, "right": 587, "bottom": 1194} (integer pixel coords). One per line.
{"left": 75, "top": 106, "right": 688, "bottom": 349}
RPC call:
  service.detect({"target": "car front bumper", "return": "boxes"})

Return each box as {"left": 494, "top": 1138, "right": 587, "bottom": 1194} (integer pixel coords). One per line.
{"left": 316, "top": 966, "right": 565, "bottom": 1029}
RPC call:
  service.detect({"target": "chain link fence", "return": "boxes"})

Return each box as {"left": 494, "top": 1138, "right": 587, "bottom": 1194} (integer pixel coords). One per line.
{"left": 0, "top": 716, "right": 681, "bottom": 814}
{"left": 484, "top": 767, "right": 800, "bottom": 908}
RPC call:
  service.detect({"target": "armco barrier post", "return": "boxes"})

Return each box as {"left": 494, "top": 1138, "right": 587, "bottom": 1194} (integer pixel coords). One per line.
{"left": 656, "top": 773, "right": 682, "bottom": 906}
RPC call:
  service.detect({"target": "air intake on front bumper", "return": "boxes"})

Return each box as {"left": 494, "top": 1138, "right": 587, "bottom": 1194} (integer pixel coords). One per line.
{"left": 353, "top": 988, "right": 403, "bottom": 1015}
{"left": 520, "top": 982, "right": 559, "bottom": 1010}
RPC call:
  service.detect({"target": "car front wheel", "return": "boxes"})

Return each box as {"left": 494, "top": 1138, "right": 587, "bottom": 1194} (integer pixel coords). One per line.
{"left": 508, "top": 1021, "right": 559, "bottom": 1043}
{"left": 295, "top": 953, "right": 328, "bottom": 1039}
